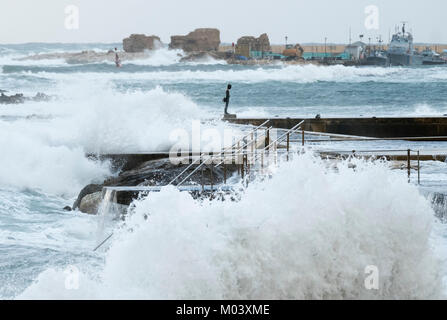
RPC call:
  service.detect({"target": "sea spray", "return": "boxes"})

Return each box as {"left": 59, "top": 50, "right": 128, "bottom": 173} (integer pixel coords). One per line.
{"left": 0, "top": 85, "right": 232, "bottom": 195}
{"left": 129, "top": 47, "right": 183, "bottom": 66}
{"left": 0, "top": 120, "right": 111, "bottom": 196}
{"left": 18, "top": 154, "right": 444, "bottom": 299}
{"left": 17, "top": 64, "right": 401, "bottom": 84}
{"left": 16, "top": 64, "right": 447, "bottom": 85}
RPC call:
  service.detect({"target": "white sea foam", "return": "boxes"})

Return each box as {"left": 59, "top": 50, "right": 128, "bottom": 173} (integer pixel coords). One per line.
{"left": 0, "top": 47, "right": 226, "bottom": 68}
{"left": 129, "top": 48, "right": 183, "bottom": 66}
{"left": 18, "top": 154, "right": 445, "bottom": 299}
{"left": 0, "top": 54, "right": 68, "bottom": 67}
{"left": 17, "top": 64, "right": 447, "bottom": 84}
{"left": 410, "top": 103, "right": 447, "bottom": 116}
{"left": 0, "top": 120, "right": 111, "bottom": 196}
{"left": 128, "top": 48, "right": 227, "bottom": 66}
{"left": 0, "top": 84, "right": 235, "bottom": 195}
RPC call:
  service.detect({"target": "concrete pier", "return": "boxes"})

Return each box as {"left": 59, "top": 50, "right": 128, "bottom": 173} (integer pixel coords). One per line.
{"left": 316, "top": 150, "right": 447, "bottom": 162}
{"left": 102, "top": 185, "right": 235, "bottom": 207}
{"left": 225, "top": 117, "right": 447, "bottom": 140}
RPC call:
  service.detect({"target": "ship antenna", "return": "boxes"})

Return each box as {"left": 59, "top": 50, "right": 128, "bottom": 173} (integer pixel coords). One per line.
{"left": 349, "top": 27, "right": 352, "bottom": 45}
{"left": 401, "top": 21, "right": 409, "bottom": 34}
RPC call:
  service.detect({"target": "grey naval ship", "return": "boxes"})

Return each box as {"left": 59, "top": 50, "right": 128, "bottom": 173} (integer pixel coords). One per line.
{"left": 388, "top": 23, "right": 446, "bottom": 66}
{"left": 387, "top": 24, "right": 423, "bottom": 66}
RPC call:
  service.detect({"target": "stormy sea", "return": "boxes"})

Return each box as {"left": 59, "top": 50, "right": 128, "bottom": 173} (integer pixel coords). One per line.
{"left": 1, "top": 43, "right": 447, "bottom": 299}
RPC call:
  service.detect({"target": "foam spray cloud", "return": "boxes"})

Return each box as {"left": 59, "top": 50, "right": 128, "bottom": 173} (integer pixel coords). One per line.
{"left": 19, "top": 154, "right": 444, "bottom": 299}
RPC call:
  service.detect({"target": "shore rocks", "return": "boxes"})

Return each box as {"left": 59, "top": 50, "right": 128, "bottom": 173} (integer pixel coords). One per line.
{"left": 179, "top": 51, "right": 225, "bottom": 62}
{"left": 0, "top": 93, "right": 24, "bottom": 104}
{"left": 170, "top": 28, "right": 220, "bottom": 52}
{"left": 123, "top": 34, "right": 161, "bottom": 52}
{"left": 73, "top": 183, "right": 103, "bottom": 210}
{"left": 19, "top": 50, "right": 150, "bottom": 65}
{"left": 79, "top": 192, "right": 103, "bottom": 215}
{"left": 74, "top": 157, "right": 238, "bottom": 214}
{"left": 0, "top": 92, "right": 52, "bottom": 104}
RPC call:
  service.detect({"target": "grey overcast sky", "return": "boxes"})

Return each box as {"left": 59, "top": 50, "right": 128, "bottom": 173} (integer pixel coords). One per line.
{"left": 0, "top": 0, "right": 446, "bottom": 44}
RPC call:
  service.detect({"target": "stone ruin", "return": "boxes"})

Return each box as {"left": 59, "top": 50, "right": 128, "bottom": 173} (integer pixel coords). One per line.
{"left": 235, "top": 33, "right": 271, "bottom": 57}
{"left": 123, "top": 34, "right": 161, "bottom": 53}
{"left": 169, "top": 28, "right": 220, "bottom": 52}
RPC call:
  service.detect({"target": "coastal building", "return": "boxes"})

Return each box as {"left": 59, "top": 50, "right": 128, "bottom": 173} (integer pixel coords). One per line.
{"left": 220, "top": 42, "right": 447, "bottom": 62}
{"left": 344, "top": 41, "right": 366, "bottom": 60}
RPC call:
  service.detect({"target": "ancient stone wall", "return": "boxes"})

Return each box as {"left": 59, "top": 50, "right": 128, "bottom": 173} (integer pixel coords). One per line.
{"left": 123, "top": 34, "right": 161, "bottom": 52}
{"left": 169, "top": 28, "right": 220, "bottom": 52}
{"left": 235, "top": 33, "right": 271, "bottom": 57}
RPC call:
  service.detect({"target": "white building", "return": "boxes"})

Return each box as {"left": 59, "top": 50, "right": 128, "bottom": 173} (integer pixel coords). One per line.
{"left": 344, "top": 41, "right": 366, "bottom": 60}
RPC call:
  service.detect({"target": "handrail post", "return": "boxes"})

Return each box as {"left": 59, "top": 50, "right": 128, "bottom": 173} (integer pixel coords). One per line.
{"left": 407, "top": 149, "right": 411, "bottom": 183}
{"left": 210, "top": 165, "right": 214, "bottom": 191}
{"left": 251, "top": 132, "right": 254, "bottom": 167}
{"left": 237, "top": 142, "right": 241, "bottom": 175}
{"left": 232, "top": 137, "right": 235, "bottom": 167}
{"left": 245, "top": 137, "right": 250, "bottom": 173}
{"left": 273, "top": 142, "right": 278, "bottom": 165}
{"left": 172, "top": 119, "right": 269, "bottom": 187}
{"left": 224, "top": 163, "right": 227, "bottom": 184}
{"left": 245, "top": 155, "right": 249, "bottom": 187}
{"left": 417, "top": 150, "right": 420, "bottom": 185}
{"left": 266, "top": 129, "right": 270, "bottom": 151}
{"left": 261, "top": 150, "right": 264, "bottom": 169}
{"left": 201, "top": 163, "right": 204, "bottom": 192}
{"left": 241, "top": 155, "right": 245, "bottom": 180}
{"left": 286, "top": 132, "right": 290, "bottom": 161}
{"left": 302, "top": 129, "right": 305, "bottom": 146}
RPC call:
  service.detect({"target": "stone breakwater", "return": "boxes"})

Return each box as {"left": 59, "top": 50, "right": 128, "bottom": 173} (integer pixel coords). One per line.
{"left": 18, "top": 50, "right": 158, "bottom": 64}
{"left": 18, "top": 49, "right": 317, "bottom": 65}
{"left": 18, "top": 49, "right": 229, "bottom": 64}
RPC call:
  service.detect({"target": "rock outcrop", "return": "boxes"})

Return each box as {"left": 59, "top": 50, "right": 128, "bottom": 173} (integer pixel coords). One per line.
{"left": 123, "top": 34, "right": 161, "bottom": 52}
{"left": 20, "top": 50, "right": 152, "bottom": 64}
{"left": 79, "top": 192, "right": 102, "bottom": 215}
{"left": 169, "top": 28, "right": 220, "bottom": 52}
{"left": 73, "top": 183, "right": 103, "bottom": 211}
{"left": 73, "top": 157, "right": 238, "bottom": 214}
{"left": 0, "top": 92, "right": 52, "bottom": 104}
{"left": 179, "top": 51, "right": 226, "bottom": 62}
{"left": 0, "top": 93, "right": 24, "bottom": 104}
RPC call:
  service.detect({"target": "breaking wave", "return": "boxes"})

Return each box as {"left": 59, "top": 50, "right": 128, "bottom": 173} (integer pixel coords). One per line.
{"left": 18, "top": 154, "right": 445, "bottom": 299}
{"left": 11, "top": 64, "right": 447, "bottom": 84}
{"left": 0, "top": 84, "right": 226, "bottom": 195}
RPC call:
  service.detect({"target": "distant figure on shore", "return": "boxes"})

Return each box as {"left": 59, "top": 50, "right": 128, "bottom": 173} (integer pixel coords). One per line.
{"left": 114, "top": 48, "right": 121, "bottom": 68}
{"left": 223, "top": 84, "right": 232, "bottom": 115}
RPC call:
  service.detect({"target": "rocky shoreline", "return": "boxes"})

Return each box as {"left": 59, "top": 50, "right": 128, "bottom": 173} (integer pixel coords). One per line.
{"left": 17, "top": 28, "right": 314, "bottom": 65}
{"left": 0, "top": 91, "right": 52, "bottom": 104}
{"left": 18, "top": 49, "right": 229, "bottom": 65}
{"left": 72, "top": 156, "right": 238, "bottom": 215}
{"left": 18, "top": 50, "right": 160, "bottom": 64}
{"left": 17, "top": 49, "right": 320, "bottom": 66}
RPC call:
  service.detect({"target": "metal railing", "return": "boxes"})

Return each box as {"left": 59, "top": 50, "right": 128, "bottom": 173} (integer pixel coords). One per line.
{"left": 250, "top": 120, "right": 305, "bottom": 165}
{"left": 316, "top": 148, "right": 421, "bottom": 184}
{"left": 168, "top": 119, "right": 270, "bottom": 186}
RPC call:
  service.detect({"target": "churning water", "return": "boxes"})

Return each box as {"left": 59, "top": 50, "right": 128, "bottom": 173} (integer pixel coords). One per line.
{"left": 1, "top": 43, "right": 447, "bottom": 299}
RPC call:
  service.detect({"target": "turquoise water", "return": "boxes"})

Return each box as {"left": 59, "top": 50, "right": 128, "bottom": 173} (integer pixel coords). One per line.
{"left": 1, "top": 43, "right": 447, "bottom": 299}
